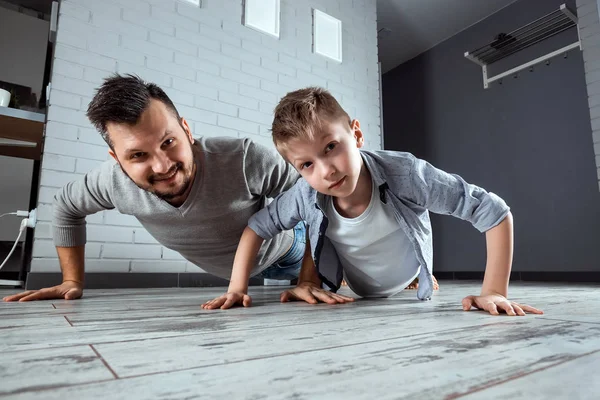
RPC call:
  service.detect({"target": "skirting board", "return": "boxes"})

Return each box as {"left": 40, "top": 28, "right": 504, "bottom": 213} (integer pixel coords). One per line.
{"left": 24, "top": 273, "right": 265, "bottom": 290}
{"left": 21, "top": 271, "right": 600, "bottom": 290}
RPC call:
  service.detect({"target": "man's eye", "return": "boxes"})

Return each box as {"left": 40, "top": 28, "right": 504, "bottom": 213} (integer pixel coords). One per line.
{"left": 131, "top": 152, "right": 144, "bottom": 160}
{"left": 163, "top": 138, "right": 174, "bottom": 147}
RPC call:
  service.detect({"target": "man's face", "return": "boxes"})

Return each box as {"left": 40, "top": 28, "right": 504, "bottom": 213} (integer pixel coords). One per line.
{"left": 107, "top": 99, "right": 196, "bottom": 206}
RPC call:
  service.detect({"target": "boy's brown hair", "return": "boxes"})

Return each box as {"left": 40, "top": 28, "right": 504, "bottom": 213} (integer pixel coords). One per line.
{"left": 271, "top": 87, "right": 351, "bottom": 152}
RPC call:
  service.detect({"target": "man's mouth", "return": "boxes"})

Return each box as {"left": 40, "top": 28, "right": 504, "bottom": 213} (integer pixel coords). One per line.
{"left": 153, "top": 166, "right": 179, "bottom": 182}
{"left": 329, "top": 176, "right": 346, "bottom": 189}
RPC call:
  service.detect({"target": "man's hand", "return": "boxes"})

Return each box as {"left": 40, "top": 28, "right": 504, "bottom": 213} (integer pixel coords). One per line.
{"left": 280, "top": 282, "right": 355, "bottom": 305}
{"left": 2, "top": 280, "right": 83, "bottom": 302}
{"left": 201, "top": 292, "right": 251, "bottom": 310}
{"left": 462, "top": 293, "right": 543, "bottom": 316}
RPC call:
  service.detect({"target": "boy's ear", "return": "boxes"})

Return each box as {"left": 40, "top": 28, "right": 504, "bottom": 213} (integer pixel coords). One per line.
{"left": 351, "top": 119, "right": 365, "bottom": 148}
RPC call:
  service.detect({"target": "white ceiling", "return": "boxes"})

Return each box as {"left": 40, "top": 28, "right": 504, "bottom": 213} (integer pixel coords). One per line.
{"left": 376, "top": 0, "right": 519, "bottom": 73}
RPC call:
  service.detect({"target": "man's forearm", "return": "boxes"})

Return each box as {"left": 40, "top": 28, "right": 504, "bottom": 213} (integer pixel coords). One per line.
{"left": 481, "top": 212, "right": 513, "bottom": 297}
{"left": 56, "top": 246, "right": 85, "bottom": 284}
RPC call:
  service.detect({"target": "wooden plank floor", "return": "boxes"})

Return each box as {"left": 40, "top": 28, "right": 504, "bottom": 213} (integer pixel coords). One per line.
{"left": 0, "top": 281, "right": 598, "bottom": 399}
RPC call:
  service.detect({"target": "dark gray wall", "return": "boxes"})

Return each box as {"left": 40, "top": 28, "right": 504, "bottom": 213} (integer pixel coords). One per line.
{"left": 382, "top": 0, "right": 600, "bottom": 273}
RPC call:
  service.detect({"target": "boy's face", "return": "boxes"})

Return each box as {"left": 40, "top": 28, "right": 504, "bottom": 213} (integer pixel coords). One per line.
{"left": 284, "top": 118, "right": 365, "bottom": 198}
{"left": 107, "top": 99, "right": 196, "bottom": 206}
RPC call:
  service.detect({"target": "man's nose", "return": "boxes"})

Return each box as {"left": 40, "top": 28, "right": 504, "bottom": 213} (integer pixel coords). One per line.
{"left": 152, "top": 152, "right": 172, "bottom": 174}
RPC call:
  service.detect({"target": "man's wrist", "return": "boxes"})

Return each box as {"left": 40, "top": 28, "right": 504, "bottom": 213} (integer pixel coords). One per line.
{"left": 63, "top": 279, "right": 83, "bottom": 286}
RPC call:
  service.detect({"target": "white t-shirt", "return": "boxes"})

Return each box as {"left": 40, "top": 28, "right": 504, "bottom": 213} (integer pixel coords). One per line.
{"left": 325, "top": 182, "right": 420, "bottom": 297}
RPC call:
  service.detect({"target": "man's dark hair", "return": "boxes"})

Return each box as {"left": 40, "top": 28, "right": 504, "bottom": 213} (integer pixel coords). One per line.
{"left": 86, "top": 74, "right": 181, "bottom": 149}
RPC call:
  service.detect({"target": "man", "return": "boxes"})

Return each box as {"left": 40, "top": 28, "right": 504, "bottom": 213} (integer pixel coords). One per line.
{"left": 3, "top": 74, "right": 351, "bottom": 305}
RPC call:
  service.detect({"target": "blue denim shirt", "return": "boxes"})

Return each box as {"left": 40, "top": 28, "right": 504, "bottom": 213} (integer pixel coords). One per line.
{"left": 248, "top": 150, "right": 510, "bottom": 300}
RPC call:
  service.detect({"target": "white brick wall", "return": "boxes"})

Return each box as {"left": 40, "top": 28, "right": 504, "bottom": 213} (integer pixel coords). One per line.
{"left": 32, "top": 0, "right": 381, "bottom": 274}
{"left": 576, "top": 0, "right": 600, "bottom": 191}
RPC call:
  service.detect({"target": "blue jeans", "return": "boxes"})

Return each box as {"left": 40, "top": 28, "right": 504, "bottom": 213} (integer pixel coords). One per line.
{"left": 257, "top": 221, "right": 306, "bottom": 280}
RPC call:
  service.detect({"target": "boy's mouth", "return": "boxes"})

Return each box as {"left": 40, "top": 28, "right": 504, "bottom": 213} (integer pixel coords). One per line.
{"left": 329, "top": 176, "right": 346, "bottom": 189}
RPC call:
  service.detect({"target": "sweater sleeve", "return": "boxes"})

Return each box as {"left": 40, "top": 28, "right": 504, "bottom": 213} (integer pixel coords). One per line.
{"left": 243, "top": 139, "right": 299, "bottom": 199}
{"left": 53, "top": 161, "right": 117, "bottom": 247}
{"left": 409, "top": 156, "right": 510, "bottom": 233}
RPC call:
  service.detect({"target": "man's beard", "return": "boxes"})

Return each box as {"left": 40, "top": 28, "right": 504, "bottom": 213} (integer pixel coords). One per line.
{"left": 148, "top": 162, "right": 192, "bottom": 200}
{"left": 120, "top": 161, "right": 194, "bottom": 202}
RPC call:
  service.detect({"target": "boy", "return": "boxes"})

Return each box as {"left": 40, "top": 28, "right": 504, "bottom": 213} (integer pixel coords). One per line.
{"left": 202, "top": 88, "right": 543, "bottom": 316}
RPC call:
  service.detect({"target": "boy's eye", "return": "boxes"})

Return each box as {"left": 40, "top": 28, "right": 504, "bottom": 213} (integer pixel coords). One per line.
{"left": 325, "top": 143, "right": 336, "bottom": 152}
{"left": 301, "top": 162, "right": 313, "bottom": 170}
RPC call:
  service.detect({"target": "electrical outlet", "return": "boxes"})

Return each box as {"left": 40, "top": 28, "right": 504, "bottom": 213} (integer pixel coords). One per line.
{"left": 26, "top": 209, "right": 36, "bottom": 228}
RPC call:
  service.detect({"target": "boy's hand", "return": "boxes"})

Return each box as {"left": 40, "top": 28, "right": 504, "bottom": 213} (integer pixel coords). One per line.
{"left": 462, "top": 293, "right": 543, "bottom": 316}
{"left": 201, "top": 292, "right": 252, "bottom": 310}
{"left": 280, "top": 282, "right": 355, "bottom": 305}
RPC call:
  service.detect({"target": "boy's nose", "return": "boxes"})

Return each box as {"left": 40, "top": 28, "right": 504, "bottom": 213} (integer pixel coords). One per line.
{"left": 320, "top": 163, "right": 336, "bottom": 179}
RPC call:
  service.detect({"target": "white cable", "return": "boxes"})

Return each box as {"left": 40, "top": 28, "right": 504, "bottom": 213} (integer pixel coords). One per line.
{"left": 0, "top": 212, "right": 17, "bottom": 219}
{"left": 0, "top": 220, "right": 27, "bottom": 271}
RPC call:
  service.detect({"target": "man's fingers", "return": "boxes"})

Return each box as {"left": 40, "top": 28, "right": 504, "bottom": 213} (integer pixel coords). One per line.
{"left": 3, "top": 291, "right": 36, "bottom": 302}
{"left": 19, "top": 289, "right": 59, "bottom": 302}
{"left": 64, "top": 288, "right": 83, "bottom": 301}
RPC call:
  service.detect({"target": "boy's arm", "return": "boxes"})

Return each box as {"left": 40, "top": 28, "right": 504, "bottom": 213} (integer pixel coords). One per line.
{"left": 462, "top": 212, "right": 542, "bottom": 315}
{"left": 409, "top": 157, "right": 542, "bottom": 315}
{"left": 202, "top": 226, "right": 263, "bottom": 310}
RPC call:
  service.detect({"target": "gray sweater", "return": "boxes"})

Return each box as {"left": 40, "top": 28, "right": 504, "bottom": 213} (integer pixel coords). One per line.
{"left": 52, "top": 136, "right": 299, "bottom": 279}
{"left": 249, "top": 150, "right": 510, "bottom": 300}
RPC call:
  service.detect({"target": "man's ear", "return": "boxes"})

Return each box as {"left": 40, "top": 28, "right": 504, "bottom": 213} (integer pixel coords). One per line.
{"left": 109, "top": 149, "right": 117, "bottom": 161}
{"left": 181, "top": 117, "right": 194, "bottom": 144}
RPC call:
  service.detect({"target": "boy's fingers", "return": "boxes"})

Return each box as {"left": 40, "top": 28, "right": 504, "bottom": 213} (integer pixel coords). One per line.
{"left": 312, "top": 290, "right": 338, "bottom": 304}
{"left": 512, "top": 304, "right": 526, "bottom": 316}
{"left": 297, "top": 289, "right": 318, "bottom": 304}
{"left": 462, "top": 296, "right": 475, "bottom": 311}
{"left": 485, "top": 302, "right": 499, "bottom": 315}
{"left": 280, "top": 290, "right": 292, "bottom": 302}
{"left": 519, "top": 304, "right": 544, "bottom": 314}
{"left": 497, "top": 301, "right": 516, "bottom": 316}
{"left": 242, "top": 295, "right": 252, "bottom": 307}
{"left": 335, "top": 294, "right": 355, "bottom": 301}
{"left": 221, "top": 297, "right": 237, "bottom": 309}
